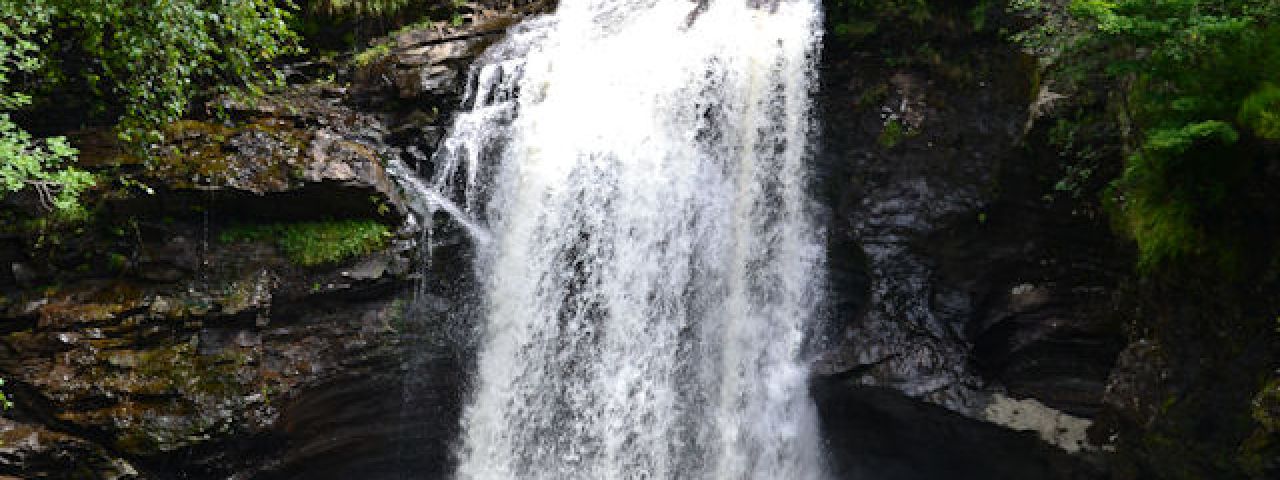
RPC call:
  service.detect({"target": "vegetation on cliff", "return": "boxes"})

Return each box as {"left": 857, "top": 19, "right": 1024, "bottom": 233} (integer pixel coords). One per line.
{"left": 220, "top": 220, "right": 392, "bottom": 267}
{"left": 0, "top": 0, "right": 300, "bottom": 215}
{"left": 0, "top": 0, "right": 493, "bottom": 217}
{"left": 823, "top": 1, "right": 1280, "bottom": 478}
{"left": 1006, "top": 1, "right": 1280, "bottom": 478}
{"left": 1012, "top": 0, "right": 1280, "bottom": 272}
{"left": 0, "top": 2, "right": 92, "bottom": 214}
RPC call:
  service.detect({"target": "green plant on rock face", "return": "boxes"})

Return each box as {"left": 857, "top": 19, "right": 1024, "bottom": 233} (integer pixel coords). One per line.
{"left": 2, "top": 0, "right": 299, "bottom": 142}
{"left": 879, "top": 118, "right": 919, "bottom": 149}
{"left": 1100, "top": 2, "right": 1280, "bottom": 272}
{"left": 0, "top": 116, "right": 92, "bottom": 213}
{"left": 856, "top": 83, "right": 891, "bottom": 109}
{"left": 1, "top": 0, "right": 300, "bottom": 213}
{"left": 1019, "top": 0, "right": 1280, "bottom": 272}
{"left": 1239, "top": 83, "right": 1280, "bottom": 141}
{"left": 0, "top": 2, "right": 93, "bottom": 214}
{"left": 0, "top": 378, "right": 12, "bottom": 409}
{"left": 310, "top": 0, "right": 414, "bottom": 16}
{"left": 970, "top": 0, "right": 993, "bottom": 31}
{"left": 220, "top": 219, "right": 392, "bottom": 266}
{"left": 353, "top": 42, "right": 393, "bottom": 67}
{"left": 54, "top": 0, "right": 300, "bottom": 144}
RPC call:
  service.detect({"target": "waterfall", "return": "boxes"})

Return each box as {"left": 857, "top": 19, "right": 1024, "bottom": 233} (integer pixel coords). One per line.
{"left": 435, "top": 0, "right": 828, "bottom": 478}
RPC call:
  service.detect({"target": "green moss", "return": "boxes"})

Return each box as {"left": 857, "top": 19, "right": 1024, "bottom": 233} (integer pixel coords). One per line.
{"left": 969, "top": 0, "right": 991, "bottom": 32}
{"left": 1239, "top": 83, "right": 1280, "bottom": 140}
{"left": 104, "top": 343, "right": 252, "bottom": 454}
{"left": 1253, "top": 378, "right": 1280, "bottom": 432}
{"left": 137, "top": 119, "right": 308, "bottom": 192}
{"left": 878, "top": 118, "right": 915, "bottom": 149}
{"left": 832, "top": 19, "right": 880, "bottom": 42}
{"left": 220, "top": 219, "right": 391, "bottom": 266}
{"left": 0, "top": 378, "right": 11, "bottom": 410}
{"left": 353, "top": 41, "right": 393, "bottom": 67}
{"left": 313, "top": 0, "right": 415, "bottom": 17}
{"left": 1114, "top": 123, "right": 1254, "bottom": 274}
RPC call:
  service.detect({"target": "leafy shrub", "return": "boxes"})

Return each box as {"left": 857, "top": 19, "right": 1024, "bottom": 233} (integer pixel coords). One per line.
{"left": 0, "top": 117, "right": 92, "bottom": 213}
{"left": 0, "top": 378, "right": 10, "bottom": 409}
{"left": 1239, "top": 83, "right": 1280, "bottom": 141}
{"left": 1017, "top": 0, "right": 1280, "bottom": 272}
{"left": 0, "top": 0, "right": 302, "bottom": 213}
{"left": 0, "top": 1, "right": 92, "bottom": 213}
{"left": 40, "top": 0, "right": 301, "bottom": 144}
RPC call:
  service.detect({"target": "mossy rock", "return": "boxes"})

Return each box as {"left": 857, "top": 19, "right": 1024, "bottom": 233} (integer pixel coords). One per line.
{"left": 220, "top": 220, "right": 393, "bottom": 267}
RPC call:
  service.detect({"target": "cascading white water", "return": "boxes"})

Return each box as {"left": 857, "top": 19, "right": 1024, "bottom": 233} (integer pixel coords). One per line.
{"left": 442, "top": 1, "right": 827, "bottom": 478}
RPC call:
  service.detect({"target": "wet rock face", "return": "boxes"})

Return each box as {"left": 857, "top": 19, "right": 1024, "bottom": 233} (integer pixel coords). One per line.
{"left": 349, "top": 9, "right": 530, "bottom": 158}
{"left": 94, "top": 87, "right": 409, "bottom": 224}
{"left": 0, "top": 181, "right": 475, "bottom": 479}
{"left": 0, "top": 419, "right": 138, "bottom": 479}
{"left": 815, "top": 30, "right": 1030, "bottom": 411}
{"left": 1091, "top": 274, "right": 1280, "bottom": 479}
{"left": 0, "top": 6, "right": 536, "bottom": 478}
{"left": 0, "top": 214, "right": 419, "bottom": 477}
{"left": 814, "top": 2, "right": 1126, "bottom": 434}
{"left": 354, "top": 27, "right": 500, "bottom": 103}
{"left": 812, "top": 381, "right": 1107, "bottom": 480}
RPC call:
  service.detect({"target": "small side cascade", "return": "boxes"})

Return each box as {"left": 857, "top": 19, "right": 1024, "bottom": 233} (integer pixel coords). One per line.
{"left": 385, "top": 16, "right": 557, "bottom": 247}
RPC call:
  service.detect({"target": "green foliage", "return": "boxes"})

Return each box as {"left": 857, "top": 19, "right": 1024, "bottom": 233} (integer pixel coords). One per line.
{"left": 0, "top": 378, "right": 11, "bottom": 409}
{"left": 292, "top": 0, "right": 447, "bottom": 52}
{"left": 0, "top": 116, "right": 92, "bottom": 213}
{"left": 878, "top": 119, "right": 909, "bottom": 148}
{"left": 353, "top": 42, "right": 394, "bottom": 67}
{"left": 1, "top": 0, "right": 300, "bottom": 213}
{"left": 38, "top": 0, "right": 301, "bottom": 144}
{"left": 0, "top": 0, "right": 299, "bottom": 141}
{"left": 310, "top": 0, "right": 414, "bottom": 17}
{"left": 970, "top": 0, "right": 993, "bottom": 31}
{"left": 1022, "top": 0, "right": 1280, "bottom": 271}
{"left": 1239, "top": 83, "right": 1280, "bottom": 140}
{"left": 0, "top": 1, "right": 92, "bottom": 213}
{"left": 220, "top": 220, "right": 391, "bottom": 266}
{"left": 0, "top": 1, "right": 51, "bottom": 111}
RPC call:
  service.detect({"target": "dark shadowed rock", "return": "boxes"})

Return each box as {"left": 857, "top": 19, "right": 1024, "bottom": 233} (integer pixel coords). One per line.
{"left": 812, "top": 380, "right": 1106, "bottom": 480}
{"left": 816, "top": 2, "right": 1126, "bottom": 424}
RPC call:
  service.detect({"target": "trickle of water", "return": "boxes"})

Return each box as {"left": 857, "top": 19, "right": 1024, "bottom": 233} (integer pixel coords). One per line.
{"left": 437, "top": 1, "right": 828, "bottom": 478}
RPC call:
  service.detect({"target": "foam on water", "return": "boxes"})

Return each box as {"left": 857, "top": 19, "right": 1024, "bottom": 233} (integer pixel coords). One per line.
{"left": 439, "top": 1, "right": 828, "bottom": 478}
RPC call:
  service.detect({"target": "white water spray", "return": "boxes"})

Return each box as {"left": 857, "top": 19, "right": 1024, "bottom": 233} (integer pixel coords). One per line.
{"left": 444, "top": 1, "right": 827, "bottom": 478}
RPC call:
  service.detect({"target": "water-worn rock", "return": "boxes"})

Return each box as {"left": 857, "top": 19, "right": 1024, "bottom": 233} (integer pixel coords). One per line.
{"left": 813, "top": 381, "right": 1106, "bottom": 480}
{"left": 352, "top": 10, "right": 526, "bottom": 106}
{"left": 815, "top": 2, "right": 1126, "bottom": 423}
{"left": 0, "top": 213, "right": 420, "bottom": 476}
{"left": 69, "top": 88, "right": 410, "bottom": 224}
{"left": 0, "top": 6, "right": 549, "bottom": 477}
